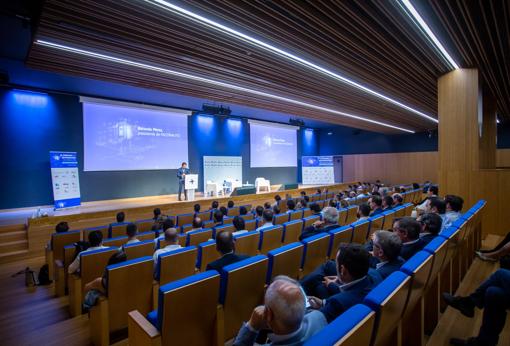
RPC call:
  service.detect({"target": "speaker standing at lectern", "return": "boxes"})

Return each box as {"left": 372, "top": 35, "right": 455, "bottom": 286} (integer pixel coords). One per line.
{"left": 177, "top": 162, "right": 190, "bottom": 201}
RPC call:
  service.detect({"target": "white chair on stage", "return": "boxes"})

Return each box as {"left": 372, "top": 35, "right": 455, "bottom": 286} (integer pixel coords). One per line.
{"left": 224, "top": 178, "right": 242, "bottom": 194}
{"left": 206, "top": 180, "right": 222, "bottom": 197}
{"left": 255, "top": 177, "right": 271, "bottom": 193}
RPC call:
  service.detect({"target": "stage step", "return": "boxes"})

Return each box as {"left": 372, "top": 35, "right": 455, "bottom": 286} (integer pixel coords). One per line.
{"left": 0, "top": 224, "right": 26, "bottom": 234}
{"left": 0, "top": 249, "right": 29, "bottom": 264}
{"left": 0, "top": 240, "right": 29, "bottom": 254}
{"left": 0, "top": 230, "right": 27, "bottom": 243}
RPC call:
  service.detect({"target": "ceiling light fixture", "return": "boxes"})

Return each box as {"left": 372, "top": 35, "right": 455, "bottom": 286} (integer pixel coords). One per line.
{"left": 397, "top": 0, "right": 459, "bottom": 70}
{"left": 143, "top": 0, "right": 437, "bottom": 124}
{"left": 35, "top": 39, "right": 415, "bottom": 133}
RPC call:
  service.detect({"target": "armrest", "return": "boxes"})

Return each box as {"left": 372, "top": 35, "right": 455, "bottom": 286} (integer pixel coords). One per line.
{"left": 128, "top": 310, "right": 161, "bottom": 346}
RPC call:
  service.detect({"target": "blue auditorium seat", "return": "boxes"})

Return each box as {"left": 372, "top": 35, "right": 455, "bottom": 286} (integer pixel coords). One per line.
{"left": 266, "top": 242, "right": 303, "bottom": 283}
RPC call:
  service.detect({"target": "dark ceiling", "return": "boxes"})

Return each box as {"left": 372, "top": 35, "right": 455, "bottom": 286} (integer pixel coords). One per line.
{"left": 4, "top": 0, "right": 509, "bottom": 133}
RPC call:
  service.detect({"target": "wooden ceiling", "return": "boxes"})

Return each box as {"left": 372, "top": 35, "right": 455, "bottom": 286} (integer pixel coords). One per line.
{"left": 25, "top": 0, "right": 509, "bottom": 133}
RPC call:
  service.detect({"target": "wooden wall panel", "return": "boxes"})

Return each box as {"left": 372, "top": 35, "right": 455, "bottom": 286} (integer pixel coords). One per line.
{"left": 496, "top": 149, "right": 510, "bottom": 167}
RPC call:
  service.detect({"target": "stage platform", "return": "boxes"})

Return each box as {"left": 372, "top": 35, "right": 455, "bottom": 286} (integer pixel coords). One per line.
{"left": 0, "top": 184, "right": 328, "bottom": 226}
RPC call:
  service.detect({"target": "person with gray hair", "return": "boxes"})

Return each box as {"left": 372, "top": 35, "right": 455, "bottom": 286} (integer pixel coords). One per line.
{"left": 299, "top": 207, "right": 339, "bottom": 240}
{"left": 233, "top": 276, "right": 327, "bottom": 346}
{"left": 371, "top": 230, "right": 404, "bottom": 279}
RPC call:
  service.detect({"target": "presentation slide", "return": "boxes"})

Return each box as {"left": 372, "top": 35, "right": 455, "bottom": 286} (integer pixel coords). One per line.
{"left": 250, "top": 121, "right": 297, "bottom": 167}
{"left": 302, "top": 156, "right": 335, "bottom": 185}
{"left": 83, "top": 100, "right": 189, "bottom": 171}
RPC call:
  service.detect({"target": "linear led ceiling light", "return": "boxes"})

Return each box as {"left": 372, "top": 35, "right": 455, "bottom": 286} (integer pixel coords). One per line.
{"left": 35, "top": 39, "right": 415, "bottom": 133}
{"left": 397, "top": 0, "right": 460, "bottom": 70}
{"left": 143, "top": 0, "right": 437, "bottom": 124}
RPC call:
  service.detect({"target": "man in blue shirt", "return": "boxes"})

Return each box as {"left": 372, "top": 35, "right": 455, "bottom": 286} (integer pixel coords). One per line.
{"left": 176, "top": 162, "right": 190, "bottom": 201}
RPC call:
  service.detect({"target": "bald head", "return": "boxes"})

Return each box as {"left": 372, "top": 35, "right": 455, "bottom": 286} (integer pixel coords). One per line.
{"left": 265, "top": 277, "right": 305, "bottom": 334}
{"left": 164, "top": 228, "right": 179, "bottom": 243}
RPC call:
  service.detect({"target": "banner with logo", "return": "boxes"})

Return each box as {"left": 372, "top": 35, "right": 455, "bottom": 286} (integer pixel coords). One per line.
{"left": 302, "top": 156, "right": 335, "bottom": 185}
{"left": 50, "top": 151, "right": 81, "bottom": 209}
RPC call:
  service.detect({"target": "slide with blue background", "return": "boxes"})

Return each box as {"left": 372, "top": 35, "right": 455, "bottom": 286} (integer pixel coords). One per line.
{"left": 250, "top": 122, "right": 297, "bottom": 167}
{"left": 83, "top": 102, "right": 188, "bottom": 171}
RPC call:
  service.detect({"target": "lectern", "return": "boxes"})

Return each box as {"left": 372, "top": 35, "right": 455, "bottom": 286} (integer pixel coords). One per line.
{"left": 185, "top": 174, "right": 198, "bottom": 201}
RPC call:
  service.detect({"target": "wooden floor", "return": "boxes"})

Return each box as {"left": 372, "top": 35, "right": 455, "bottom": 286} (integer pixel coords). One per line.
{"left": 0, "top": 235, "right": 508, "bottom": 345}
{"left": 427, "top": 234, "right": 510, "bottom": 346}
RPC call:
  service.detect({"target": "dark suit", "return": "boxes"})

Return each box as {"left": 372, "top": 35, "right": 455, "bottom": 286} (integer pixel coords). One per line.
{"left": 400, "top": 239, "right": 426, "bottom": 260}
{"left": 319, "top": 274, "right": 379, "bottom": 323}
{"left": 177, "top": 167, "right": 190, "bottom": 200}
{"left": 299, "top": 223, "right": 338, "bottom": 241}
{"left": 370, "top": 208, "right": 383, "bottom": 216}
{"left": 206, "top": 253, "right": 249, "bottom": 272}
{"left": 375, "top": 257, "right": 405, "bottom": 279}
{"left": 420, "top": 233, "right": 437, "bottom": 246}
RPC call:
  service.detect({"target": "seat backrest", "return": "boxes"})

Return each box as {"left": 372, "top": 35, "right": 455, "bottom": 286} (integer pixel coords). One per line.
{"left": 156, "top": 246, "right": 198, "bottom": 284}
{"left": 368, "top": 215, "right": 384, "bottom": 239}
{"left": 176, "top": 213, "right": 194, "bottom": 227}
{"left": 403, "top": 203, "right": 414, "bottom": 217}
{"left": 219, "top": 255, "right": 268, "bottom": 341}
{"left": 258, "top": 225, "right": 284, "bottom": 254}
{"left": 303, "top": 304, "right": 375, "bottom": 346}
{"left": 106, "top": 256, "right": 153, "bottom": 332}
{"left": 228, "top": 207, "right": 240, "bottom": 216}
{"left": 282, "top": 220, "right": 304, "bottom": 245}
{"left": 302, "top": 208, "right": 312, "bottom": 218}
{"left": 196, "top": 240, "right": 220, "bottom": 271}
{"left": 64, "top": 244, "right": 77, "bottom": 270}
{"left": 423, "top": 236, "right": 449, "bottom": 287}
{"left": 273, "top": 213, "right": 290, "bottom": 225}
{"left": 337, "top": 208, "right": 348, "bottom": 226}
{"left": 51, "top": 230, "right": 81, "bottom": 262}
{"left": 244, "top": 219, "right": 257, "bottom": 231}
{"left": 124, "top": 240, "right": 154, "bottom": 260}
{"left": 135, "top": 219, "right": 154, "bottom": 232}
{"left": 80, "top": 247, "right": 118, "bottom": 291}
{"left": 394, "top": 206, "right": 406, "bottom": 218}
{"left": 381, "top": 211, "right": 395, "bottom": 230}
{"left": 266, "top": 242, "right": 303, "bottom": 283}
{"left": 110, "top": 223, "right": 129, "bottom": 238}
{"left": 328, "top": 226, "right": 353, "bottom": 260}
{"left": 138, "top": 231, "right": 156, "bottom": 241}
{"left": 234, "top": 231, "right": 259, "bottom": 257}
{"left": 346, "top": 206, "right": 358, "bottom": 225}
{"left": 214, "top": 224, "right": 235, "bottom": 237}
{"left": 289, "top": 210, "right": 303, "bottom": 221}
{"left": 241, "top": 213, "right": 254, "bottom": 221}
{"left": 203, "top": 220, "right": 215, "bottom": 229}
{"left": 399, "top": 251, "right": 433, "bottom": 315}
{"left": 83, "top": 226, "right": 108, "bottom": 241}
{"left": 363, "top": 271, "right": 411, "bottom": 346}
{"left": 351, "top": 220, "right": 370, "bottom": 244}
{"left": 103, "top": 235, "right": 128, "bottom": 248}
{"left": 300, "top": 233, "right": 330, "bottom": 277}
{"left": 196, "top": 211, "right": 212, "bottom": 221}
{"left": 181, "top": 224, "right": 193, "bottom": 233}
{"left": 186, "top": 229, "right": 213, "bottom": 247}
{"left": 303, "top": 215, "right": 321, "bottom": 228}
{"left": 157, "top": 271, "right": 220, "bottom": 345}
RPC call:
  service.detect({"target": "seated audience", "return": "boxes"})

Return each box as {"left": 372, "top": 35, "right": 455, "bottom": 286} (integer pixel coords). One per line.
{"left": 68, "top": 231, "right": 107, "bottom": 274}
{"left": 356, "top": 203, "right": 371, "bottom": 222}
{"left": 256, "top": 209, "right": 274, "bottom": 232}
{"left": 300, "top": 191, "right": 307, "bottom": 197}
{"left": 228, "top": 200, "right": 235, "bottom": 208}
{"left": 154, "top": 218, "right": 176, "bottom": 243}
{"left": 47, "top": 221, "right": 70, "bottom": 249}
{"left": 124, "top": 223, "right": 140, "bottom": 246}
{"left": 328, "top": 199, "right": 337, "bottom": 208}
{"left": 419, "top": 212, "right": 442, "bottom": 245}
{"left": 412, "top": 182, "right": 420, "bottom": 190}
{"left": 417, "top": 185, "right": 439, "bottom": 211}
{"left": 213, "top": 210, "right": 224, "bottom": 226}
{"left": 307, "top": 244, "right": 380, "bottom": 323}
{"left": 239, "top": 205, "right": 248, "bottom": 215}
{"left": 153, "top": 208, "right": 162, "bottom": 221}
{"left": 339, "top": 199, "right": 349, "bottom": 208}
{"left": 273, "top": 205, "right": 281, "bottom": 215}
{"left": 392, "top": 217, "right": 425, "bottom": 260}
{"left": 300, "top": 207, "right": 339, "bottom": 240}
{"left": 392, "top": 193, "right": 404, "bottom": 207}
{"left": 232, "top": 216, "right": 248, "bottom": 237}
{"left": 368, "top": 196, "right": 383, "bottom": 216}
{"left": 108, "top": 211, "right": 128, "bottom": 234}
{"left": 273, "top": 195, "right": 282, "bottom": 207}
{"left": 84, "top": 251, "right": 127, "bottom": 296}
{"left": 193, "top": 204, "right": 201, "bottom": 215}
{"left": 382, "top": 195, "right": 394, "bottom": 210}
{"left": 309, "top": 202, "right": 322, "bottom": 215}
{"left": 264, "top": 202, "right": 272, "bottom": 210}
{"left": 206, "top": 230, "right": 249, "bottom": 272}
{"left": 233, "top": 276, "right": 327, "bottom": 346}
{"left": 286, "top": 199, "right": 296, "bottom": 213}
{"left": 254, "top": 206, "right": 264, "bottom": 221}
{"left": 190, "top": 217, "right": 203, "bottom": 232}
{"left": 442, "top": 269, "right": 510, "bottom": 346}
{"left": 443, "top": 194, "right": 464, "bottom": 229}
{"left": 153, "top": 228, "right": 182, "bottom": 265}
{"left": 370, "top": 230, "right": 404, "bottom": 279}
{"left": 220, "top": 206, "right": 229, "bottom": 219}
{"left": 210, "top": 200, "right": 219, "bottom": 211}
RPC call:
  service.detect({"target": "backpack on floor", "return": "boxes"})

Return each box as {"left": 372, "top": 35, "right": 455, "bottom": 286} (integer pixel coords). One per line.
{"left": 37, "top": 264, "right": 52, "bottom": 286}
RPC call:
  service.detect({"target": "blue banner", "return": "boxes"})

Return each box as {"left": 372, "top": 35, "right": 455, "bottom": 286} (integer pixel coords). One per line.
{"left": 302, "top": 156, "right": 335, "bottom": 185}
{"left": 50, "top": 151, "right": 81, "bottom": 209}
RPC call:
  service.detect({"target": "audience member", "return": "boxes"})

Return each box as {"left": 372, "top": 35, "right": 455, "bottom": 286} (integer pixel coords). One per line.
{"left": 286, "top": 199, "right": 296, "bottom": 213}
{"left": 442, "top": 269, "right": 510, "bottom": 346}
{"left": 382, "top": 195, "right": 394, "bottom": 210}
{"left": 124, "top": 223, "right": 140, "bottom": 246}
{"left": 210, "top": 200, "right": 219, "bottom": 211}
{"left": 356, "top": 203, "right": 371, "bottom": 221}
{"left": 190, "top": 217, "right": 203, "bottom": 232}
{"left": 153, "top": 208, "right": 161, "bottom": 221}
{"left": 68, "top": 231, "right": 107, "bottom": 274}
{"left": 193, "top": 204, "right": 201, "bottom": 214}
{"left": 273, "top": 195, "right": 282, "bottom": 207}
{"left": 328, "top": 199, "right": 337, "bottom": 208}
{"left": 206, "top": 230, "right": 249, "bottom": 272}
{"left": 273, "top": 205, "right": 281, "bottom": 215}
{"left": 228, "top": 200, "right": 235, "bottom": 208}
{"left": 443, "top": 195, "right": 464, "bottom": 230}
{"left": 307, "top": 244, "right": 380, "bottom": 323}
{"left": 300, "top": 207, "right": 339, "bottom": 240}
{"left": 371, "top": 230, "right": 403, "bottom": 279}
{"left": 368, "top": 196, "right": 383, "bottom": 216}
{"left": 108, "top": 211, "right": 127, "bottom": 235}
{"left": 392, "top": 217, "right": 425, "bottom": 260}
{"left": 153, "top": 228, "right": 182, "bottom": 265}
{"left": 232, "top": 216, "right": 248, "bottom": 237}
{"left": 309, "top": 202, "right": 321, "bottom": 215}
{"left": 255, "top": 206, "right": 264, "bottom": 221}
{"left": 233, "top": 276, "right": 327, "bottom": 346}
{"left": 239, "top": 205, "right": 248, "bottom": 215}
{"left": 419, "top": 212, "right": 443, "bottom": 245}
{"left": 392, "top": 193, "right": 404, "bottom": 207}
{"left": 154, "top": 217, "right": 176, "bottom": 243}
{"left": 256, "top": 210, "right": 274, "bottom": 231}
{"left": 417, "top": 185, "right": 438, "bottom": 211}
{"left": 220, "top": 206, "right": 229, "bottom": 219}
{"left": 213, "top": 210, "right": 224, "bottom": 226}
{"left": 264, "top": 202, "right": 272, "bottom": 210}
{"left": 47, "top": 221, "right": 69, "bottom": 249}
